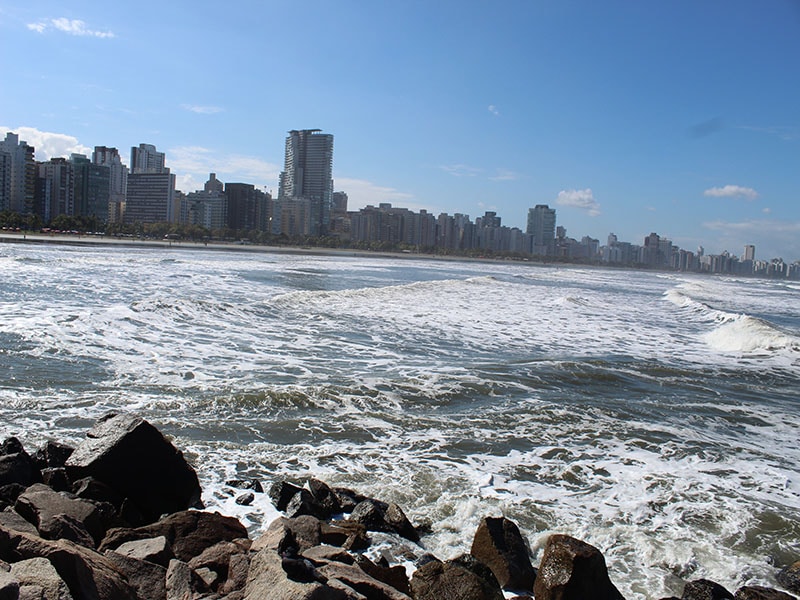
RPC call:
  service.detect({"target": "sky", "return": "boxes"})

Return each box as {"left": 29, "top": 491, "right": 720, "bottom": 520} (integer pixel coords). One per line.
{"left": 1, "top": 0, "right": 799, "bottom": 260}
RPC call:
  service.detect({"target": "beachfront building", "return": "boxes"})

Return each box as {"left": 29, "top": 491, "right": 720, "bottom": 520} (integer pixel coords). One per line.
{"left": 71, "top": 154, "right": 111, "bottom": 224}
{"left": 277, "top": 129, "right": 334, "bottom": 237}
{"left": 35, "top": 158, "right": 74, "bottom": 222}
{"left": 92, "top": 146, "right": 128, "bottom": 222}
{"left": 0, "top": 132, "right": 36, "bottom": 214}
{"left": 527, "top": 204, "right": 556, "bottom": 256}
{"left": 124, "top": 144, "right": 175, "bottom": 224}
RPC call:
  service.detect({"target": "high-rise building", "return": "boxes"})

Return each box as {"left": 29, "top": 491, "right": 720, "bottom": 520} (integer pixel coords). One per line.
{"left": 92, "top": 147, "right": 128, "bottom": 214}
{"left": 526, "top": 204, "right": 556, "bottom": 255}
{"left": 278, "top": 129, "right": 334, "bottom": 237}
{"left": 71, "top": 154, "right": 111, "bottom": 223}
{"left": 125, "top": 144, "right": 175, "bottom": 224}
{"left": 0, "top": 132, "right": 36, "bottom": 214}
{"left": 743, "top": 244, "right": 756, "bottom": 262}
{"left": 36, "top": 158, "right": 74, "bottom": 222}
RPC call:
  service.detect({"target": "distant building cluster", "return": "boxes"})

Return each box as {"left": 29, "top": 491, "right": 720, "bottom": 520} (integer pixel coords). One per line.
{"left": 1, "top": 129, "right": 797, "bottom": 279}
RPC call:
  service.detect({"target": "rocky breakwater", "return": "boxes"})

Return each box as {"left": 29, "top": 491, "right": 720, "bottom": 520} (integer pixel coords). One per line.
{"left": 0, "top": 413, "right": 797, "bottom": 600}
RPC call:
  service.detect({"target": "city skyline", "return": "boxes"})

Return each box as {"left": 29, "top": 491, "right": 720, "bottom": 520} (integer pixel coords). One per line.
{"left": 1, "top": 1, "right": 798, "bottom": 259}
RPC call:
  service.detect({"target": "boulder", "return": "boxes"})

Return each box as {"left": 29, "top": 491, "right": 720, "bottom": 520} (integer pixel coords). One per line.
{"left": 99, "top": 510, "right": 247, "bottom": 563}
{"left": 14, "top": 484, "right": 107, "bottom": 545}
{"left": 0, "top": 511, "right": 38, "bottom": 537}
{"left": 681, "top": 579, "right": 734, "bottom": 599}
{"left": 269, "top": 481, "right": 304, "bottom": 512}
{"left": 187, "top": 540, "right": 250, "bottom": 585}
{"left": 383, "top": 503, "right": 419, "bottom": 543}
{"left": 410, "top": 554, "right": 504, "bottom": 600}
{"left": 64, "top": 413, "right": 202, "bottom": 523}
{"left": 0, "top": 439, "right": 42, "bottom": 489}
{"left": 243, "top": 546, "right": 347, "bottom": 600}
{"left": 226, "top": 479, "right": 264, "bottom": 493}
{"left": 302, "top": 545, "right": 355, "bottom": 566}
{"left": 32, "top": 442, "right": 74, "bottom": 471}
{"left": 533, "top": 534, "right": 625, "bottom": 600}
{"left": 103, "top": 551, "right": 166, "bottom": 600}
{"left": 252, "top": 516, "right": 322, "bottom": 554}
{"left": 218, "top": 552, "right": 251, "bottom": 595}
{"left": 308, "top": 479, "right": 342, "bottom": 518}
{"left": 315, "top": 561, "right": 412, "bottom": 599}
{"left": 734, "top": 587, "right": 797, "bottom": 600}
{"left": 4, "top": 525, "right": 137, "bottom": 600}
{"left": 320, "top": 521, "right": 370, "bottom": 551}
{"left": 165, "top": 559, "right": 193, "bottom": 600}
{"left": 778, "top": 562, "right": 800, "bottom": 594}
{"left": 353, "top": 555, "right": 410, "bottom": 595}
{"left": 114, "top": 536, "right": 174, "bottom": 567}
{"left": 470, "top": 516, "right": 535, "bottom": 591}
{"left": 332, "top": 488, "right": 369, "bottom": 514}
{"left": 0, "top": 569, "right": 19, "bottom": 600}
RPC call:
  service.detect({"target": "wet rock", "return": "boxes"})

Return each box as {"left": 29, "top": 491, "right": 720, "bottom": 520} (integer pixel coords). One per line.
{"left": 778, "top": 562, "right": 800, "bottom": 594}
{"left": 321, "top": 521, "right": 369, "bottom": 551}
{"left": 734, "top": 587, "right": 797, "bottom": 600}
{"left": 32, "top": 442, "right": 74, "bottom": 471}
{"left": 65, "top": 413, "right": 202, "bottom": 524}
{"left": 533, "top": 534, "right": 625, "bottom": 600}
{"left": 470, "top": 516, "right": 535, "bottom": 591}
{"left": 410, "top": 553, "right": 504, "bottom": 600}
{"left": 681, "top": 579, "right": 734, "bottom": 599}
{"left": 0, "top": 439, "right": 42, "bottom": 489}
{"left": 308, "top": 479, "right": 342, "bottom": 518}
{"left": 383, "top": 503, "right": 419, "bottom": 543}
{"left": 235, "top": 492, "right": 255, "bottom": 506}
{"left": 269, "top": 481, "right": 304, "bottom": 512}
{"left": 332, "top": 488, "right": 369, "bottom": 514}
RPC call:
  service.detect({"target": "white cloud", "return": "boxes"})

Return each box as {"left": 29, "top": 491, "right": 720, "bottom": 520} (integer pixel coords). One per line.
{"left": 703, "top": 218, "right": 800, "bottom": 260}
{"left": 168, "top": 146, "right": 281, "bottom": 193}
{"left": 488, "top": 105, "right": 499, "bottom": 116}
{"left": 0, "top": 126, "right": 91, "bottom": 161}
{"left": 556, "top": 188, "right": 601, "bottom": 217}
{"left": 335, "top": 177, "right": 422, "bottom": 211}
{"left": 703, "top": 185, "right": 759, "bottom": 200}
{"left": 488, "top": 168, "right": 521, "bottom": 181}
{"left": 440, "top": 164, "right": 482, "bottom": 177}
{"left": 180, "top": 104, "right": 224, "bottom": 115}
{"left": 762, "top": 207, "right": 772, "bottom": 214}
{"left": 27, "top": 18, "right": 115, "bottom": 38}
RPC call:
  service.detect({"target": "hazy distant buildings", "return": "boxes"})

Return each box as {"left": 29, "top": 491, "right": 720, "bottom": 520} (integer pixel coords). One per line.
{"left": 0, "top": 132, "right": 36, "bottom": 214}
{"left": 125, "top": 143, "right": 175, "bottom": 224}
{"left": 527, "top": 204, "right": 556, "bottom": 255}
{"left": 743, "top": 244, "right": 755, "bottom": 262}
{"left": 277, "top": 129, "right": 334, "bottom": 237}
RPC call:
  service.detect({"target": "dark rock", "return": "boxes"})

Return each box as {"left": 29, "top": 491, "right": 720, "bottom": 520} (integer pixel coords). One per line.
{"left": 14, "top": 483, "right": 107, "bottom": 545}
{"left": 5, "top": 524, "right": 138, "bottom": 600}
{"left": 0, "top": 485, "right": 25, "bottom": 507}
{"left": 254, "top": 516, "right": 322, "bottom": 553}
{"left": 778, "top": 562, "right": 800, "bottom": 594}
{"left": 320, "top": 521, "right": 369, "bottom": 551}
{"left": 282, "top": 555, "right": 320, "bottom": 583}
{"left": 682, "top": 579, "right": 734, "bottom": 599}
{"left": 188, "top": 540, "right": 250, "bottom": 585}
{"left": 114, "top": 536, "right": 174, "bottom": 567}
{"left": 286, "top": 489, "right": 330, "bottom": 520}
{"left": 99, "top": 510, "right": 248, "bottom": 563}
{"left": 71, "top": 477, "right": 125, "bottom": 509}
{"left": 734, "top": 586, "right": 797, "bottom": 600}
{"left": 346, "top": 500, "right": 418, "bottom": 543}
{"left": 243, "top": 546, "right": 347, "bottom": 599}
{"left": 316, "top": 561, "right": 412, "bottom": 599}
{"left": 354, "top": 554, "right": 410, "bottom": 595}
{"left": 470, "top": 516, "right": 535, "bottom": 591}
{"left": 0, "top": 511, "right": 38, "bottom": 536}
{"left": 332, "top": 488, "right": 369, "bottom": 514}
{"left": 39, "top": 514, "right": 95, "bottom": 549}
{"left": 104, "top": 550, "right": 167, "bottom": 600}
{"left": 0, "top": 569, "right": 18, "bottom": 600}
{"left": 235, "top": 492, "right": 255, "bottom": 507}
{"left": 39, "top": 468, "right": 70, "bottom": 493}
{"left": 384, "top": 503, "right": 419, "bottom": 543}
{"left": 226, "top": 479, "right": 264, "bottom": 493}
{"left": 64, "top": 413, "right": 202, "bottom": 524}
{"left": 32, "top": 441, "right": 74, "bottom": 470}
{"left": 303, "top": 545, "right": 355, "bottom": 566}
{"left": 308, "top": 479, "right": 342, "bottom": 517}
{"left": 533, "top": 534, "right": 625, "bottom": 600}
{"left": 410, "top": 554, "right": 504, "bottom": 600}
{"left": 0, "top": 439, "right": 42, "bottom": 489}
{"left": 269, "top": 481, "right": 304, "bottom": 512}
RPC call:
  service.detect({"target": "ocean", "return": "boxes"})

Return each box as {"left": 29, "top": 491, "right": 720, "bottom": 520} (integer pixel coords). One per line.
{"left": 1, "top": 241, "right": 798, "bottom": 599}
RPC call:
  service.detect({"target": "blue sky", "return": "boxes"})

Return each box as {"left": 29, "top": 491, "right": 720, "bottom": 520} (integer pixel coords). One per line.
{"left": 1, "top": 1, "right": 798, "bottom": 260}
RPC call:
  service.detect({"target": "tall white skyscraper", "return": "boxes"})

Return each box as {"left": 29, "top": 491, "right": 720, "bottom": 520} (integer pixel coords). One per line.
{"left": 0, "top": 132, "right": 36, "bottom": 213}
{"left": 278, "top": 129, "right": 333, "bottom": 237}
{"left": 125, "top": 143, "right": 175, "bottom": 224}
{"left": 527, "top": 204, "right": 556, "bottom": 256}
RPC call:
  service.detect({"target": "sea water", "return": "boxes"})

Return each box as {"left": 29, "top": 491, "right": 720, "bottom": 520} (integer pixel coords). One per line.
{"left": 0, "top": 242, "right": 798, "bottom": 599}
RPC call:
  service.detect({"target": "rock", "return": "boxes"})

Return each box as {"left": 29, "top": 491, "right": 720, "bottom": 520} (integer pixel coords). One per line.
{"left": 188, "top": 540, "right": 250, "bottom": 587}
{"left": 320, "top": 522, "right": 370, "bottom": 551}
{"left": 39, "top": 470, "right": 69, "bottom": 494}
{"left": 64, "top": 413, "right": 202, "bottom": 523}
{"left": 0, "top": 511, "right": 38, "bottom": 537}
{"left": 302, "top": 545, "right": 355, "bottom": 566}
{"left": 14, "top": 484, "right": 107, "bottom": 545}
{"left": 103, "top": 550, "right": 167, "bottom": 600}
{"left": 32, "top": 442, "right": 74, "bottom": 471}
{"left": 114, "top": 536, "right": 174, "bottom": 567}
{"left": 252, "top": 516, "right": 322, "bottom": 554}
{"left": 384, "top": 503, "right": 419, "bottom": 543}
{"left": 348, "top": 501, "right": 390, "bottom": 534}
{"left": 226, "top": 480, "right": 264, "bottom": 494}
{"left": 410, "top": 554, "right": 504, "bottom": 600}
{"left": 244, "top": 546, "right": 347, "bottom": 600}
{"left": 533, "top": 534, "right": 625, "bottom": 600}
{"left": 734, "top": 587, "right": 797, "bottom": 600}
{"left": 0, "top": 485, "right": 26, "bottom": 508}
{"left": 681, "top": 579, "right": 734, "bottom": 599}
{"left": 36, "top": 514, "right": 94, "bottom": 549}
{"left": 0, "top": 439, "right": 42, "bottom": 489}
{"left": 99, "top": 510, "right": 248, "bottom": 562}
{"left": 235, "top": 493, "right": 254, "bottom": 507}
{"left": 286, "top": 489, "right": 328, "bottom": 520}
{"left": 778, "top": 562, "right": 800, "bottom": 594}
{"left": 470, "top": 516, "right": 535, "bottom": 592}
{"left": 6, "top": 525, "right": 138, "bottom": 600}
{"left": 354, "top": 555, "right": 410, "bottom": 595}
{"left": 315, "top": 561, "right": 412, "bottom": 599}
{"left": 71, "top": 478, "right": 125, "bottom": 510}
{"left": 308, "top": 479, "right": 342, "bottom": 517}
{"left": 165, "top": 559, "right": 193, "bottom": 600}
{"left": 0, "top": 569, "right": 19, "bottom": 600}
{"left": 218, "top": 552, "right": 251, "bottom": 595}
{"left": 332, "top": 488, "right": 369, "bottom": 514}
{"left": 269, "top": 481, "right": 304, "bottom": 512}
